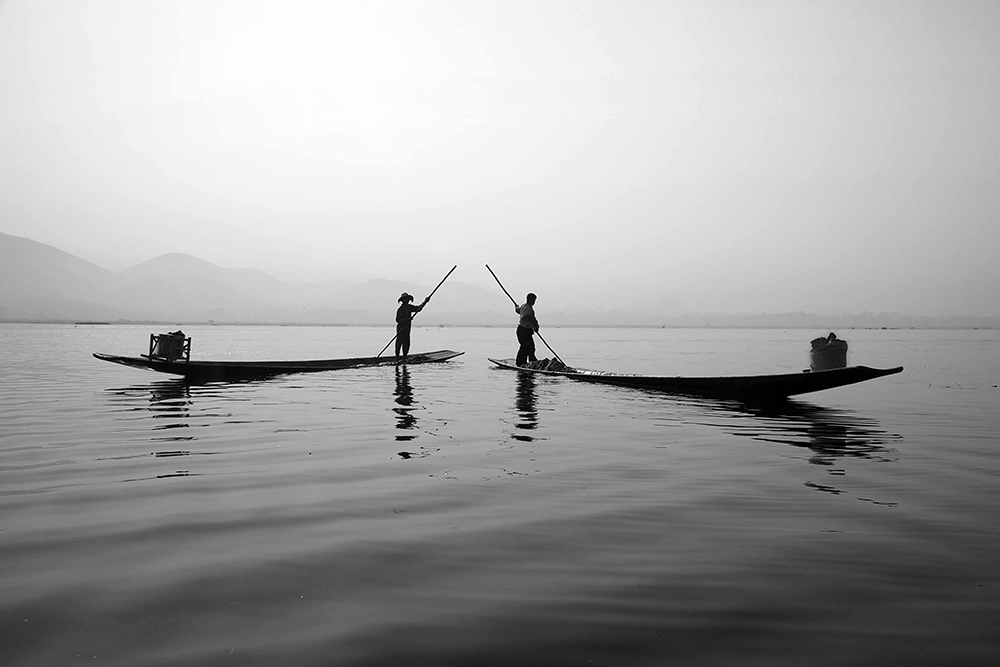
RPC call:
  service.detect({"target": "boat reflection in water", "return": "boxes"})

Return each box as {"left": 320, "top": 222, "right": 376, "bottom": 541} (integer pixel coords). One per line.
{"left": 512, "top": 371, "right": 539, "bottom": 441}
{"left": 106, "top": 379, "right": 194, "bottom": 442}
{"left": 103, "top": 380, "right": 200, "bottom": 481}
{"left": 707, "top": 397, "right": 899, "bottom": 462}
{"left": 103, "top": 374, "right": 899, "bottom": 499}
{"left": 683, "top": 394, "right": 903, "bottom": 499}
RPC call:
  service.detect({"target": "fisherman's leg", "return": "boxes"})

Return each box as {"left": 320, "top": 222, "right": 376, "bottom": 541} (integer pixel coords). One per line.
{"left": 399, "top": 329, "right": 411, "bottom": 361}
{"left": 527, "top": 334, "right": 537, "bottom": 363}
{"left": 516, "top": 327, "right": 529, "bottom": 365}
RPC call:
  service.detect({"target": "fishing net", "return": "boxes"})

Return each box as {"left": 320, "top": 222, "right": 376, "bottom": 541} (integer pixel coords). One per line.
{"left": 521, "top": 358, "right": 575, "bottom": 372}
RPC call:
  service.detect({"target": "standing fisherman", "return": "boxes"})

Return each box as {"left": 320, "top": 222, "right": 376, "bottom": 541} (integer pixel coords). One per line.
{"left": 515, "top": 292, "right": 539, "bottom": 366}
{"left": 395, "top": 292, "right": 429, "bottom": 363}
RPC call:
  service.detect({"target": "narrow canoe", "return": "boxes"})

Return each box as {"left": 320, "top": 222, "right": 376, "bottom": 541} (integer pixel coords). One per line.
{"left": 94, "top": 350, "right": 464, "bottom": 381}
{"left": 488, "top": 357, "right": 903, "bottom": 399}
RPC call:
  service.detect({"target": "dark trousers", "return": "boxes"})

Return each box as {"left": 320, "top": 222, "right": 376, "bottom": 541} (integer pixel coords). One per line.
{"left": 395, "top": 324, "right": 412, "bottom": 359}
{"left": 516, "top": 326, "right": 537, "bottom": 366}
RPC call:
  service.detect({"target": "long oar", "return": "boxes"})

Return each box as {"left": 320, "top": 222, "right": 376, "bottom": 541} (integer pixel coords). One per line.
{"left": 377, "top": 265, "right": 457, "bottom": 357}
{"left": 485, "top": 264, "right": 564, "bottom": 365}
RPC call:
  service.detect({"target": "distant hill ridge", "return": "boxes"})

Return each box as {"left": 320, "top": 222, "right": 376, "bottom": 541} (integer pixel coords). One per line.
{"left": 2, "top": 232, "right": 997, "bottom": 328}
{"left": 0, "top": 232, "right": 507, "bottom": 324}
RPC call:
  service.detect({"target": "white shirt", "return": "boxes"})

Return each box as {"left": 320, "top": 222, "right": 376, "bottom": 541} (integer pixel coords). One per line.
{"left": 515, "top": 302, "right": 538, "bottom": 330}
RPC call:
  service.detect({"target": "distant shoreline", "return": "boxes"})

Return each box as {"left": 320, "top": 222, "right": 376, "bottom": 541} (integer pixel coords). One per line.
{"left": 3, "top": 318, "right": 998, "bottom": 331}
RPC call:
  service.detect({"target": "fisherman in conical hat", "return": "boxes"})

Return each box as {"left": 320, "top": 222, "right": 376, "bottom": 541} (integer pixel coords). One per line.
{"left": 395, "top": 292, "right": 429, "bottom": 363}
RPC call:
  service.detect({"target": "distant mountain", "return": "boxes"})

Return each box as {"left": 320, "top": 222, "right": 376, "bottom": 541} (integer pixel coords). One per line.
{"left": 0, "top": 232, "right": 129, "bottom": 320}
{"left": 0, "top": 233, "right": 509, "bottom": 324}
{"left": 2, "top": 232, "right": 997, "bottom": 328}
{"left": 115, "top": 253, "right": 310, "bottom": 321}
{"left": 0, "top": 232, "right": 114, "bottom": 296}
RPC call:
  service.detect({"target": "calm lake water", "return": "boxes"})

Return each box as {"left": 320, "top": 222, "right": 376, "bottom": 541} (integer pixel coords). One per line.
{"left": 1, "top": 323, "right": 998, "bottom": 666}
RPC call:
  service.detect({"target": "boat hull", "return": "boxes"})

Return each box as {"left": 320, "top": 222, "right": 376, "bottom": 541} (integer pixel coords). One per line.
{"left": 95, "top": 350, "right": 464, "bottom": 381}
{"left": 488, "top": 358, "right": 903, "bottom": 398}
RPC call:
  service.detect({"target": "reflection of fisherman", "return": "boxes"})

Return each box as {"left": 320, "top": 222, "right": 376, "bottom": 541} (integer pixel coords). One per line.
{"left": 515, "top": 292, "right": 539, "bottom": 367}
{"left": 514, "top": 371, "right": 538, "bottom": 438}
{"left": 393, "top": 365, "right": 418, "bottom": 436}
{"left": 395, "top": 292, "right": 429, "bottom": 362}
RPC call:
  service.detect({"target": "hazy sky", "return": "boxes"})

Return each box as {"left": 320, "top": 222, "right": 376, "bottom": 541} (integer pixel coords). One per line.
{"left": 2, "top": 0, "right": 997, "bottom": 316}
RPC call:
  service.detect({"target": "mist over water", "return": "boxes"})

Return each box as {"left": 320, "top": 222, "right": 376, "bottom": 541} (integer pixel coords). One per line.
{"left": 2, "top": 323, "right": 998, "bottom": 666}
{"left": 3, "top": 2, "right": 999, "bottom": 320}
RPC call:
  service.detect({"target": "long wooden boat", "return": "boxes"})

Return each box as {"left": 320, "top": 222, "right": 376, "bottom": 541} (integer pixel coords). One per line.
{"left": 488, "top": 357, "right": 903, "bottom": 399}
{"left": 95, "top": 350, "right": 464, "bottom": 381}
